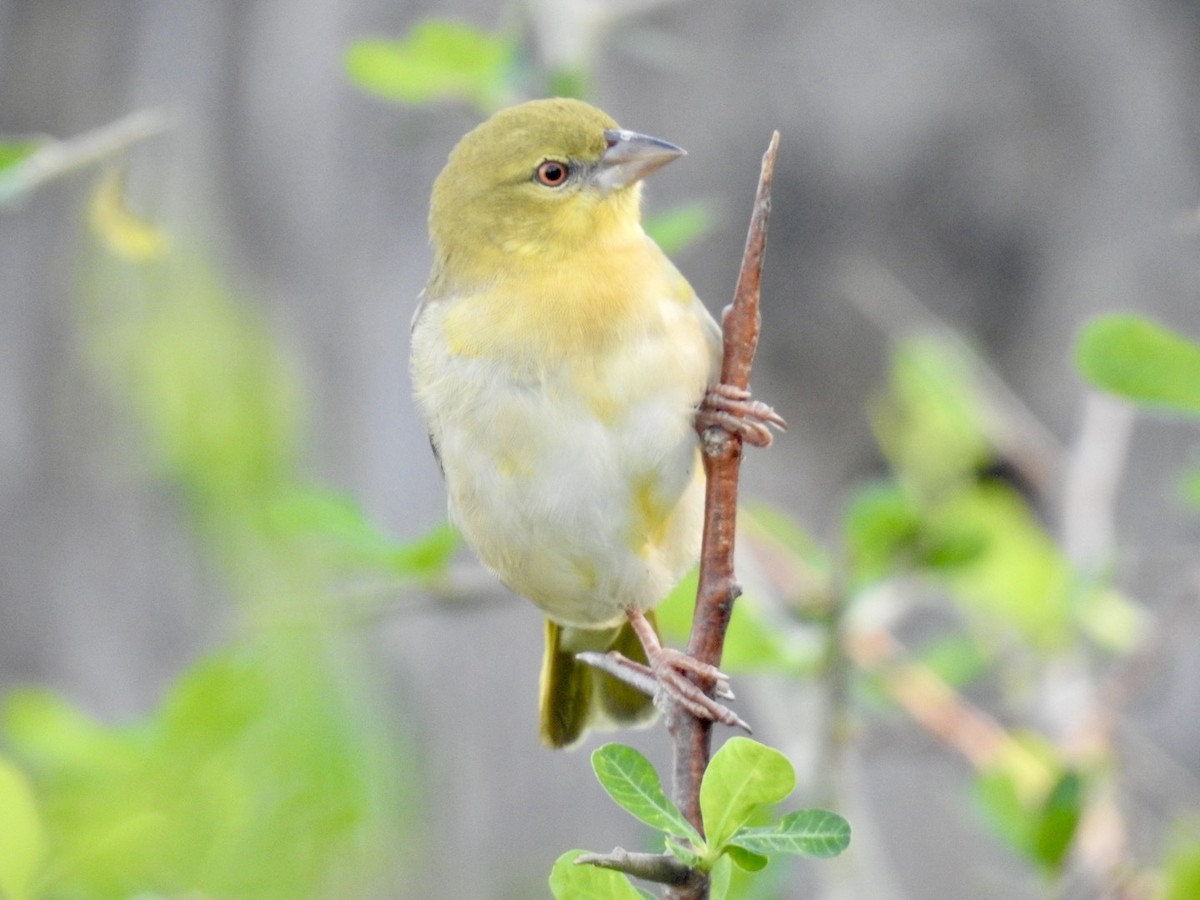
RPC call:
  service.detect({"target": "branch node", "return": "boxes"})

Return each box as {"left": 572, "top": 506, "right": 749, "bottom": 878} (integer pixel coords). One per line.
{"left": 575, "top": 848, "right": 699, "bottom": 887}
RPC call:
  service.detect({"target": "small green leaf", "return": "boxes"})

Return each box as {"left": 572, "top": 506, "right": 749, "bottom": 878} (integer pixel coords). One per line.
{"left": 549, "top": 850, "right": 647, "bottom": 899}
{"left": 665, "top": 836, "right": 703, "bottom": 868}
{"left": 973, "top": 733, "right": 1074, "bottom": 869}
{"left": 1071, "top": 582, "right": 1148, "bottom": 654}
{"left": 731, "top": 809, "right": 851, "bottom": 859}
{"left": 1162, "top": 827, "right": 1200, "bottom": 900}
{"left": 0, "top": 139, "right": 44, "bottom": 208}
{"left": 700, "top": 738, "right": 796, "bottom": 851}
{"left": 708, "top": 854, "right": 733, "bottom": 900}
{"left": 1031, "top": 771, "right": 1084, "bottom": 874}
{"left": 0, "top": 757, "right": 45, "bottom": 900}
{"left": 843, "top": 481, "right": 921, "bottom": 584}
{"left": 723, "top": 843, "right": 769, "bottom": 871}
{"left": 915, "top": 635, "right": 989, "bottom": 689}
{"left": 547, "top": 66, "right": 588, "bottom": 100}
{"left": 0, "top": 140, "right": 40, "bottom": 173}
{"left": 591, "top": 744, "right": 703, "bottom": 845}
{"left": 88, "top": 168, "right": 169, "bottom": 261}
{"left": 925, "top": 483, "right": 1076, "bottom": 650}
{"left": 1075, "top": 314, "right": 1200, "bottom": 415}
{"left": 644, "top": 202, "right": 714, "bottom": 255}
{"left": 345, "top": 20, "right": 516, "bottom": 111}
{"left": 266, "top": 490, "right": 458, "bottom": 577}
{"left": 871, "top": 339, "right": 991, "bottom": 491}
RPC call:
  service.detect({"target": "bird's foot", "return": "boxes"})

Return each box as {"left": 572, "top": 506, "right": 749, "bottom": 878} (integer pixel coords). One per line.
{"left": 578, "top": 650, "right": 750, "bottom": 732}
{"left": 578, "top": 608, "right": 750, "bottom": 732}
{"left": 696, "top": 383, "right": 787, "bottom": 448}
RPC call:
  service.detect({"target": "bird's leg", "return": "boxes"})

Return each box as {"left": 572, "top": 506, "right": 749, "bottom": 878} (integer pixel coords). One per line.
{"left": 696, "top": 383, "right": 787, "bottom": 448}
{"left": 580, "top": 608, "right": 749, "bottom": 732}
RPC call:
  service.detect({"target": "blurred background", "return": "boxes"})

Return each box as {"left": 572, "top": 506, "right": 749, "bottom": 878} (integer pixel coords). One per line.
{"left": 2, "top": 0, "right": 1200, "bottom": 897}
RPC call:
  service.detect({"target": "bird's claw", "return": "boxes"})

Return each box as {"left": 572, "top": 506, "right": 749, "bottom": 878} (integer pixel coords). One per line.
{"left": 578, "top": 648, "right": 750, "bottom": 733}
{"left": 697, "top": 383, "right": 787, "bottom": 448}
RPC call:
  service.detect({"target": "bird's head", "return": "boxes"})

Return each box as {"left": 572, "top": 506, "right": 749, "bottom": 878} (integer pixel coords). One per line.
{"left": 428, "top": 98, "right": 684, "bottom": 290}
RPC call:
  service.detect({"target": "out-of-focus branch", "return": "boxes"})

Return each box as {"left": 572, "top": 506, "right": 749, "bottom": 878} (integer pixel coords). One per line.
{"left": 0, "top": 108, "right": 173, "bottom": 208}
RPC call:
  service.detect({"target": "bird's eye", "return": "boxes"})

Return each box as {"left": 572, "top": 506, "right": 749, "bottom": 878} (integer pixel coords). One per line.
{"left": 535, "top": 160, "right": 570, "bottom": 187}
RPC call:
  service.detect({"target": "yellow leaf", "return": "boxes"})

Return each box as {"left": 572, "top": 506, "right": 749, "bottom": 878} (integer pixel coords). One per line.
{"left": 87, "top": 169, "right": 168, "bottom": 261}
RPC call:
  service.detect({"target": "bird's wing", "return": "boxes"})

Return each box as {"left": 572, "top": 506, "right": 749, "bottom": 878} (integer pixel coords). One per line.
{"left": 695, "top": 294, "right": 724, "bottom": 382}
{"left": 410, "top": 288, "right": 434, "bottom": 334}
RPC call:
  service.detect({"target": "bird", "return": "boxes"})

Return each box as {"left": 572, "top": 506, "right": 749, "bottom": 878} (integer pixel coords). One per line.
{"left": 410, "top": 98, "right": 783, "bottom": 747}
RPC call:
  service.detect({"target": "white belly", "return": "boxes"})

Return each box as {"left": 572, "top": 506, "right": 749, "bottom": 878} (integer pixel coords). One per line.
{"left": 412, "top": 297, "right": 716, "bottom": 628}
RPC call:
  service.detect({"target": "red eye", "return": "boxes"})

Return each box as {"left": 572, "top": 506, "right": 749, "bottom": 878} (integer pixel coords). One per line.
{"left": 535, "top": 160, "right": 570, "bottom": 187}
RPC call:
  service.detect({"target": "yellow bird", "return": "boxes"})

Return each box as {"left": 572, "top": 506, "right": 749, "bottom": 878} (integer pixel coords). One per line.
{"left": 411, "top": 98, "right": 781, "bottom": 747}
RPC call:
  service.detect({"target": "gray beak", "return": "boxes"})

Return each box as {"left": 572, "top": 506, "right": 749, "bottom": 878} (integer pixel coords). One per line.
{"left": 590, "top": 128, "right": 686, "bottom": 194}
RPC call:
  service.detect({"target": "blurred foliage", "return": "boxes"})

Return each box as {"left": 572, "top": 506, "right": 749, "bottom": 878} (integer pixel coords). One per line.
{"left": 643, "top": 202, "right": 715, "bottom": 257}
{"left": 5, "top": 10, "right": 1197, "bottom": 896}
{"left": 1161, "top": 826, "right": 1200, "bottom": 900}
{"left": 1, "top": 641, "right": 408, "bottom": 898}
{"left": 852, "top": 339, "right": 1144, "bottom": 653}
{"left": 0, "top": 140, "right": 40, "bottom": 175}
{"left": 345, "top": 20, "right": 518, "bottom": 113}
{"left": 973, "top": 734, "right": 1084, "bottom": 875}
{"left": 87, "top": 169, "right": 169, "bottom": 261}
{"left": 655, "top": 331, "right": 1171, "bottom": 891}
{"left": 0, "top": 174, "right": 454, "bottom": 897}
{"left": 1078, "top": 312, "right": 1200, "bottom": 522}
{"left": 0, "top": 138, "right": 44, "bottom": 208}
{"left": 1076, "top": 313, "right": 1200, "bottom": 416}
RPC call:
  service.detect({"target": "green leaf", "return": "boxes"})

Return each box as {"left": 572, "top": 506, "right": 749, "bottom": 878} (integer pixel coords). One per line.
{"left": 925, "top": 483, "right": 1075, "bottom": 650}
{"left": 871, "top": 339, "right": 991, "bottom": 492}
{"left": 731, "top": 809, "right": 851, "bottom": 859}
{"left": 1071, "top": 581, "right": 1148, "bottom": 654}
{"left": 843, "top": 481, "right": 921, "bottom": 584}
{"left": 0, "top": 140, "right": 40, "bottom": 173}
{"left": 915, "top": 635, "right": 989, "bottom": 689}
{"left": 0, "top": 139, "right": 44, "bottom": 207}
{"left": 644, "top": 202, "right": 715, "bottom": 255}
{"left": 1031, "top": 771, "right": 1084, "bottom": 874}
{"left": 973, "top": 733, "right": 1073, "bottom": 869}
{"left": 547, "top": 67, "right": 588, "bottom": 100}
{"left": 266, "top": 490, "right": 458, "bottom": 578}
{"left": 708, "top": 853, "right": 733, "bottom": 900}
{"left": 0, "top": 757, "right": 45, "bottom": 900}
{"left": 591, "top": 744, "right": 703, "bottom": 845}
{"left": 740, "top": 503, "right": 834, "bottom": 628}
{"left": 88, "top": 168, "right": 169, "bottom": 261}
{"left": 4, "top": 639, "right": 413, "bottom": 899}
{"left": 549, "top": 850, "right": 647, "bottom": 900}
{"left": 1075, "top": 314, "right": 1200, "bottom": 415}
{"left": 700, "top": 738, "right": 796, "bottom": 852}
{"left": 345, "top": 20, "right": 516, "bottom": 111}
{"left": 723, "top": 843, "right": 769, "bottom": 871}
{"left": 1162, "top": 827, "right": 1200, "bottom": 900}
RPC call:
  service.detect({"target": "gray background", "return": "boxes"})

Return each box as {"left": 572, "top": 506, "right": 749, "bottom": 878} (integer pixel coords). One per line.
{"left": 3, "top": 0, "right": 1200, "bottom": 897}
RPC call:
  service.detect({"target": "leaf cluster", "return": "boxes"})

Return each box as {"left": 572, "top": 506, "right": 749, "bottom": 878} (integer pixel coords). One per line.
{"left": 550, "top": 739, "right": 849, "bottom": 898}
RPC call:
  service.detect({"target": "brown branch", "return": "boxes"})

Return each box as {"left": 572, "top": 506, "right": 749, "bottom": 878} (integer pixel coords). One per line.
{"left": 665, "top": 131, "right": 780, "bottom": 900}
{"left": 575, "top": 849, "right": 701, "bottom": 888}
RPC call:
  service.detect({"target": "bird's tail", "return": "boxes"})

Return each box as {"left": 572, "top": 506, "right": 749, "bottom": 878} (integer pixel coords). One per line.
{"left": 538, "top": 614, "right": 659, "bottom": 749}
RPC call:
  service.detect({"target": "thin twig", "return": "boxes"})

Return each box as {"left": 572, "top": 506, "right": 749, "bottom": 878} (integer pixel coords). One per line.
{"left": 575, "top": 849, "right": 700, "bottom": 887}
{"left": 664, "top": 131, "right": 779, "bottom": 900}
{"left": 0, "top": 108, "right": 174, "bottom": 208}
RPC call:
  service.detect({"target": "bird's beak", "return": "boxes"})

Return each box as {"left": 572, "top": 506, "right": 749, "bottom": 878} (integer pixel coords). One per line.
{"left": 591, "top": 128, "right": 686, "bottom": 194}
